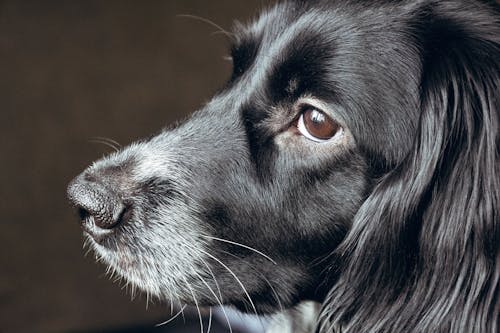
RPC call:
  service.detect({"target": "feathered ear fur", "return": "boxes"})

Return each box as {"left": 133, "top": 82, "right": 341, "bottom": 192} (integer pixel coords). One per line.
{"left": 319, "top": 3, "right": 499, "bottom": 333}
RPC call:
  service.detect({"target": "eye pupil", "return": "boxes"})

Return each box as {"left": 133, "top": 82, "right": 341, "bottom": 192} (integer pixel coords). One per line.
{"left": 302, "top": 108, "right": 339, "bottom": 140}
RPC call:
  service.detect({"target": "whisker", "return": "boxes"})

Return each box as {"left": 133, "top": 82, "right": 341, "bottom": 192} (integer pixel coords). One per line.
{"left": 99, "top": 136, "right": 121, "bottom": 148}
{"left": 83, "top": 240, "right": 93, "bottom": 257}
{"left": 200, "top": 249, "right": 258, "bottom": 316}
{"left": 177, "top": 14, "right": 234, "bottom": 39}
{"left": 222, "top": 250, "right": 283, "bottom": 312}
{"left": 211, "top": 30, "right": 232, "bottom": 37}
{"left": 207, "top": 307, "right": 212, "bottom": 333}
{"left": 89, "top": 136, "right": 121, "bottom": 149}
{"left": 221, "top": 250, "right": 280, "bottom": 327}
{"left": 92, "top": 136, "right": 120, "bottom": 147}
{"left": 202, "top": 235, "right": 277, "bottom": 265}
{"left": 260, "top": 274, "right": 283, "bottom": 313}
{"left": 200, "top": 258, "right": 223, "bottom": 301}
{"left": 155, "top": 304, "right": 187, "bottom": 327}
{"left": 181, "top": 302, "right": 186, "bottom": 323}
{"left": 181, "top": 275, "right": 204, "bottom": 333}
{"left": 88, "top": 137, "right": 119, "bottom": 153}
{"left": 199, "top": 259, "right": 234, "bottom": 333}
{"left": 192, "top": 267, "right": 233, "bottom": 333}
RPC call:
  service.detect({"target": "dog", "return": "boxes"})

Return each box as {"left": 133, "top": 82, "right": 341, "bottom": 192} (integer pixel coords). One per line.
{"left": 67, "top": 0, "right": 499, "bottom": 332}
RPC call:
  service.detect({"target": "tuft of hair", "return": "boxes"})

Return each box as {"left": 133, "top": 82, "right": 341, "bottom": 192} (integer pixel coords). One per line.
{"left": 319, "top": 1, "right": 499, "bottom": 332}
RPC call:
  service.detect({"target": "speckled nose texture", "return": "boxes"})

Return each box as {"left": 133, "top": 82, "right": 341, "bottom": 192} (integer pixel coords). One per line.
{"left": 67, "top": 176, "right": 125, "bottom": 230}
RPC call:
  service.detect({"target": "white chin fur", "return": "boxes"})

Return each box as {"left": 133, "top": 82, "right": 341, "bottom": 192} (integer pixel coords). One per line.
{"left": 86, "top": 204, "right": 209, "bottom": 303}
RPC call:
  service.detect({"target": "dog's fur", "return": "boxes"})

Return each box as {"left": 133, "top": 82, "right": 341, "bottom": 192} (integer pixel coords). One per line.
{"left": 68, "top": 0, "right": 499, "bottom": 332}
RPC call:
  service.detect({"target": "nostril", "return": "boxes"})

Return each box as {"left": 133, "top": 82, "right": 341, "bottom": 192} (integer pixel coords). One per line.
{"left": 78, "top": 207, "right": 90, "bottom": 221}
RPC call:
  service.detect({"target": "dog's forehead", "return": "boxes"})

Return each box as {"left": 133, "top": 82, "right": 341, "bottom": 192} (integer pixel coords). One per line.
{"left": 243, "top": 3, "right": 330, "bottom": 52}
{"left": 239, "top": 1, "right": 419, "bottom": 62}
{"left": 241, "top": 1, "right": 370, "bottom": 46}
{"left": 233, "top": 2, "right": 391, "bottom": 94}
{"left": 229, "top": 4, "right": 343, "bottom": 102}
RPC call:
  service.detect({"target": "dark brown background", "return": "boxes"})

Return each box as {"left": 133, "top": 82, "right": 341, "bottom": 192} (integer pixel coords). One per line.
{"left": 0, "top": 1, "right": 268, "bottom": 332}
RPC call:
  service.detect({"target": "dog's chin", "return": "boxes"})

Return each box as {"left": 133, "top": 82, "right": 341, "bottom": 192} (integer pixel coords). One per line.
{"left": 84, "top": 227, "right": 277, "bottom": 314}
{"left": 89, "top": 242, "right": 203, "bottom": 305}
{"left": 84, "top": 224, "right": 314, "bottom": 316}
{"left": 86, "top": 234, "right": 168, "bottom": 301}
{"left": 82, "top": 213, "right": 215, "bottom": 306}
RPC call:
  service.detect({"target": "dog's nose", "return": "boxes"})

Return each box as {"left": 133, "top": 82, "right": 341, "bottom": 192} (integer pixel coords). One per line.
{"left": 67, "top": 175, "right": 125, "bottom": 230}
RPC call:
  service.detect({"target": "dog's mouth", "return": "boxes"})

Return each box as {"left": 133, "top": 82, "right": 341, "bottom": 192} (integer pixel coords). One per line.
{"left": 76, "top": 203, "right": 134, "bottom": 244}
{"left": 80, "top": 216, "right": 114, "bottom": 244}
{"left": 79, "top": 214, "right": 126, "bottom": 245}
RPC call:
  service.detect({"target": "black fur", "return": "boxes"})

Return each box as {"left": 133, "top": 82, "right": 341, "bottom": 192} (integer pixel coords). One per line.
{"left": 316, "top": 1, "right": 500, "bottom": 332}
{"left": 68, "top": 0, "right": 499, "bottom": 332}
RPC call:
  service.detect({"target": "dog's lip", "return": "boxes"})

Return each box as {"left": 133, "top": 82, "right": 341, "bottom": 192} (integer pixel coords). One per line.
{"left": 78, "top": 202, "right": 133, "bottom": 243}
{"left": 81, "top": 217, "right": 115, "bottom": 243}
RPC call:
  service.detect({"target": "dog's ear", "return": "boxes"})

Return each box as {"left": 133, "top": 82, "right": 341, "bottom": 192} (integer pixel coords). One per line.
{"left": 319, "top": 4, "right": 499, "bottom": 333}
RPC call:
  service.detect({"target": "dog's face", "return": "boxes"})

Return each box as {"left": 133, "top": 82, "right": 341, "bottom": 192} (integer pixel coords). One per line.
{"left": 68, "top": 1, "right": 424, "bottom": 314}
{"left": 69, "top": 1, "right": 388, "bottom": 312}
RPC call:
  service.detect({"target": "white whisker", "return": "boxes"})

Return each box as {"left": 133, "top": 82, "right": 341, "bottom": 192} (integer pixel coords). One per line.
{"left": 89, "top": 137, "right": 120, "bottom": 152}
{"left": 177, "top": 14, "right": 234, "bottom": 39}
{"left": 155, "top": 304, "right": 187, "bottom": 327}
{"left": 199, "top": 259, "right": 233, "bottom": 333}
{"left": 181, "top": 275, "right": 204, "bottom": 333}
{"left": 207, "top": 307, "right": 212, "bottom": 333}
{"left": 201, "top": 249, "right": 258, "bottom": 316}
{"left": 222, "top": 250, "right": 284, "bottom": 314}
{"left": 200, "top": 258, "right": 223, "bottom": 300}
{"left": 202, "top": 235, "right": 277, "bottom": 265}
{"left": 192, "top": 268, "right": 233, "bottom": 333}
{"left": 93, "top": 136, "right": 121, "bottom": 148}
{"left": 181, "top": 303, "right": 186, "bottom": 323}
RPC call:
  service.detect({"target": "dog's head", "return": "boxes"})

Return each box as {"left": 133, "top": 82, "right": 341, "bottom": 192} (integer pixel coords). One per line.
{"left": 67, "top": 0, "right": 499, "bottom": 328}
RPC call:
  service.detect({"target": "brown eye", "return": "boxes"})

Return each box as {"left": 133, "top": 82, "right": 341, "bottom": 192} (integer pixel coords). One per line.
{"left": 297, "top": 108, "right": 341, "bottom": 142}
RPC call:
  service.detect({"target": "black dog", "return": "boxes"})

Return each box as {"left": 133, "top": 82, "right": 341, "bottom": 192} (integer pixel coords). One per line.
{"left": 68, "top": 0, "right": 499, "bottom": 332}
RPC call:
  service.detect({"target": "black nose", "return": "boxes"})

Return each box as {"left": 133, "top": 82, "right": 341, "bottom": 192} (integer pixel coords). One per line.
{"left": 67, "top": 175, "right": 125, "bottom": 230}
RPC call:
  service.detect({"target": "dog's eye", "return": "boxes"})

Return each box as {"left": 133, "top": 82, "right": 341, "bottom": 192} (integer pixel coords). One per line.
{"left": 297, "top": 108, "right": 341, "bottom": 142}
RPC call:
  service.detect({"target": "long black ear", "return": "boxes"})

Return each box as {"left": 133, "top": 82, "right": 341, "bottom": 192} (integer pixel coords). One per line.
{"left": 319, "top": 3, "right": 499, "bottom": 333}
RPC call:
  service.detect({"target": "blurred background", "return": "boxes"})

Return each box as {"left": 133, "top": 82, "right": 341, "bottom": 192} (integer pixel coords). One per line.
{"left": 0, "top": 1, "right": 272, "bottom": 332}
